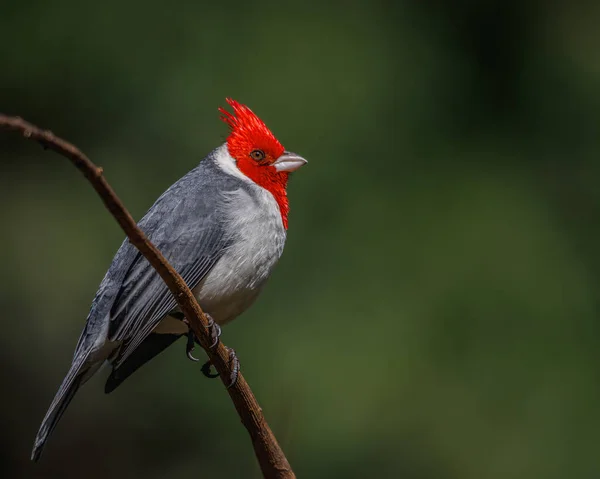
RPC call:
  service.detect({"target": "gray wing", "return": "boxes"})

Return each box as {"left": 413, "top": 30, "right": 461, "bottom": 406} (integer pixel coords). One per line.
{"left": 76, "top": 157, "right": 241, "bottom": 368}
{"left": 108, "top": 223, "right": 228, "bottom": 368}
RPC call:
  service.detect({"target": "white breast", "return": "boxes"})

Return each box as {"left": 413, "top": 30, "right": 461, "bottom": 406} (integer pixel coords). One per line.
{"left": 192, "top": 147, "right": 287, "bottom": 324}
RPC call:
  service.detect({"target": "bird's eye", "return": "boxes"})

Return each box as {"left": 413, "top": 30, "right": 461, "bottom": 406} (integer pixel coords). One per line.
{"left": 250, "top": 149, "right": 265, "bottom": 161}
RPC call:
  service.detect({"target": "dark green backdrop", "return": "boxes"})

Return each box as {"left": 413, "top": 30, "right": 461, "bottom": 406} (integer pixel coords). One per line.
{"left": 1, "top": 1, "right": 599, "bottom": 478}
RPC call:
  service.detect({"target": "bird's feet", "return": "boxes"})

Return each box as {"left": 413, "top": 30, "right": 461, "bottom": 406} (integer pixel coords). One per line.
{"left": 179, "top": 313, "right": 221, "bottom": 361}
{"left": 175, "top": 312, "right": 238, "bottom": 387}
{"left": 205, "top": 314, "right": 222, "bottom": 350}
{"left": 201, "top": 347, "right": 240, "bottom": 389}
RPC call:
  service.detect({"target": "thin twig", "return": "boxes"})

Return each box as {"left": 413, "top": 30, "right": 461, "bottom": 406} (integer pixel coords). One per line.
{"left": 0, "top": 114, "right": 295, "bottom": 479}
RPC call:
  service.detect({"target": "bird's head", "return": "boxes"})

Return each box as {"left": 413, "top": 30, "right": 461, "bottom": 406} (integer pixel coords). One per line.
{"left": 219, "top": 98, "right": 306, "bottom": 229}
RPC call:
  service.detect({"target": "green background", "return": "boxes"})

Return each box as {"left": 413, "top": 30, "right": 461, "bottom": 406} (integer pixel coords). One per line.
{"left": 1, "top": 1, "right": 600, "bottom": 478}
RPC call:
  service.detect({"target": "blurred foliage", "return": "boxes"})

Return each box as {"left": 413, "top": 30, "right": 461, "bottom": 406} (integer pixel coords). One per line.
{"left": 1, "top": 0, "right": 600, "bottom": 478}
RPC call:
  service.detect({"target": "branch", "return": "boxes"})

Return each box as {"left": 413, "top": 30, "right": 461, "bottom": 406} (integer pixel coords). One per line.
{"left": 0, "top": 114, "right": 295, "bottom": 479}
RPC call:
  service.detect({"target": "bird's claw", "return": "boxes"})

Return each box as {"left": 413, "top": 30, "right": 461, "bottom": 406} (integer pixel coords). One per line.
{"left": 205, "top": 314, "right": 222, "bottom": 349}
{"left": 201, "top": 347, "right": 240, "bottom": 389}
{"left": 201, "top": 360, "right": 220, "bottom": 379}
{"left": 177, "top": 313, "right": 200, "bottom": 362}
{"left": 177, "top": 312, "right": 220, "bottom": 350}
{"left": 226, "top": 347, "right": 240, "bottom": 389}
{"left": 185, "top": 329, "right": 200, "bottom": 362}
{"left": 178, "top": 312, "right": 236, "bottom": 386}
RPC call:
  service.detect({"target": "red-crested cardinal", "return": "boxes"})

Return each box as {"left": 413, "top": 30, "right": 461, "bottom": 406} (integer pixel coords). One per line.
{"left": 32, "top": 98, "right": 307, "bottom": 461}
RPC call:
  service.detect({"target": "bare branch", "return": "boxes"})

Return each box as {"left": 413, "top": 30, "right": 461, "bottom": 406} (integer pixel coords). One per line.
{"left": 0, "top": 114, "right": 295, "bottom": 479}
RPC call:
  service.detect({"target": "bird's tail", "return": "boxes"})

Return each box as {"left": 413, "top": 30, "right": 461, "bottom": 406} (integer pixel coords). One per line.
{"left": 31, "top": 353, "right": 93, "bottom": 462}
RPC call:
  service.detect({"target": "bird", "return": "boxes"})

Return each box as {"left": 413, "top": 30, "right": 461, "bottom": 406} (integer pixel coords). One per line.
{"left": 31, "top": 98, "right": 307, "bottom": 461}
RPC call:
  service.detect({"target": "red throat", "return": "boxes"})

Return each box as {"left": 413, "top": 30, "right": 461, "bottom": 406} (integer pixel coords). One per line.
{"left": 219, "top": 98, "right": 290, "bottom": 229}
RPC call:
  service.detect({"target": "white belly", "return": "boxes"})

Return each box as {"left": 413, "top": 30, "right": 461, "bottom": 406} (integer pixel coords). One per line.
{"left": 192, "top": 185, "right": 286, "bottom": 324}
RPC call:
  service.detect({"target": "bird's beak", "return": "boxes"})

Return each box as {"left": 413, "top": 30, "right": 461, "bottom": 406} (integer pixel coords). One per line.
{"left": 273, "top": 151, "right": 307, "bottom": 172}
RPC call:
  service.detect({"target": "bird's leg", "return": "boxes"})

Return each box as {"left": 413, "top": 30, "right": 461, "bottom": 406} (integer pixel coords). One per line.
{"left": 201, "top": 347, "right": 240, "bottom": 389}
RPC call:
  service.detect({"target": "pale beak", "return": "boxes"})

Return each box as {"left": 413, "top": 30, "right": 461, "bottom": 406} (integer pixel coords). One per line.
{"left": 273, "top": 151, "right": 307, "bottom": 172}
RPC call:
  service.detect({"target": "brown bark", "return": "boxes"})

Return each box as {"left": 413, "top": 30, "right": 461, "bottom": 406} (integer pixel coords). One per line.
{"left": 0, "top": 114, "right": 295, "bottom": 479}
